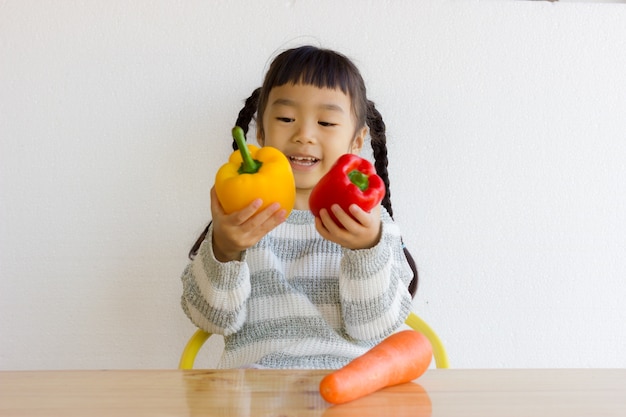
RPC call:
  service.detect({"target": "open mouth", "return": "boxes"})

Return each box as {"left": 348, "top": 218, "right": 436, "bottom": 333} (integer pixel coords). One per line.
{"left": 288, "top": 156, "right": 319, "bottom": 167}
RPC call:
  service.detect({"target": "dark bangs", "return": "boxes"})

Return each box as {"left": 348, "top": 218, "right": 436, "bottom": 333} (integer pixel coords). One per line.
{"left": 256, "top": 46, "right": 367, "bottom": 137}
{"left": 268, "top": 46, "right": 357, "bottom": 95}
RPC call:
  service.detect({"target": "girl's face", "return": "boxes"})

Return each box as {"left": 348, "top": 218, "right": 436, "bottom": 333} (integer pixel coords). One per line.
{"left": 258, "top": 83, "right": 366, "bottom": 210}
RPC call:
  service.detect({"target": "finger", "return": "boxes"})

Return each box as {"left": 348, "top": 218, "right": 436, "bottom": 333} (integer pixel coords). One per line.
{"left": 210, "top": 186, "right": 226, "bottom": 217}
{"left": 330, "top": 204, "right": 362, "bottom": 232}
{"left": 314, "top": 214, "right": 332, "bottom": 240}
{"left": 251, "top": 202, "right": 283, "bottom": 226}
{"left": 230, "top": 198, "right": 263, "bottom": 226}
{"left": 320, "top": 207, "right": 343, "bottom": 233}
{"left": 347, "top": 204, "right": 372, "bottom": 228}
{"left": 261, "top": 207, "right": 288, "bottom": 232}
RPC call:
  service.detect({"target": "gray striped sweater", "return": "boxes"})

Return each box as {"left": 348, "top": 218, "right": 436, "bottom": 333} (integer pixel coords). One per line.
{"left": 181, "top": 208, "right": 413, "bottom": 369}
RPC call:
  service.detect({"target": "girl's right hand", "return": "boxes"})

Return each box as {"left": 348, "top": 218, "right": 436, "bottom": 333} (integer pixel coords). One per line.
{"left": 209, "top": 186, "right": 287, "bottom": 262}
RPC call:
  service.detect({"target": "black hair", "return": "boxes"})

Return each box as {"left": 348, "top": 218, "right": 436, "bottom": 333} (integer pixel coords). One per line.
{"left": 189, "top": 46, "right": 418, "bottom": 297}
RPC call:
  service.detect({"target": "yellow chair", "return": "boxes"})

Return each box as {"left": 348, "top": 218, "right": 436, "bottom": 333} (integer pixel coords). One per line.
{"left": 179, "top": 311, "right": 449, "bottom": 369}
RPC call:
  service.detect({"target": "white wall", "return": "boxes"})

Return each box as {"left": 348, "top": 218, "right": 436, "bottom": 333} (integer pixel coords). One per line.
{"left": 1, "top": 0, "right": 625, "bottom": 370}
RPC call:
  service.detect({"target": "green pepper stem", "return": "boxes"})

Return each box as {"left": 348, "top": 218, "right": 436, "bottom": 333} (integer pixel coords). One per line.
{"left": 348, "top": 169, "right": 369, "bottom": 191}
{"left": 232, "top": 126, "right": 262, "bottom": 174}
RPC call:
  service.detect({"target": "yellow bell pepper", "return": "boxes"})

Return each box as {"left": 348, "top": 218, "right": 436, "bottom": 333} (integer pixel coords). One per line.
{"left": 214, "top": 127, "right": 295, "bottom": 215}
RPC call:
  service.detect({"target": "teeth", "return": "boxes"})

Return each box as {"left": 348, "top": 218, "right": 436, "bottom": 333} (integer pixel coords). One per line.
{"left": 289, "top": 156, "right": 318, "bottom": 164}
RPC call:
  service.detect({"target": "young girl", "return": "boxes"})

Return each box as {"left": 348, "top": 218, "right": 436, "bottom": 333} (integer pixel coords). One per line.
{"left": 181, "top": 45, "right": 418, "bottom": 369}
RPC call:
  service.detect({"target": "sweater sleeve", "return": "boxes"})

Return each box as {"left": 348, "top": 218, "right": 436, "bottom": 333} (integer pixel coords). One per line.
{"left": 338, "top": 212, "right": 413, "bottom": 342}
{"left": 180, "top": 223, "right": 251, "bottom": 336}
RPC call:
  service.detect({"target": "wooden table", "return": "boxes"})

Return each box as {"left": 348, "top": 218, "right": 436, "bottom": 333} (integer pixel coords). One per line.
{"left": 1, "top": 369, "right": 625, "bottom": 416}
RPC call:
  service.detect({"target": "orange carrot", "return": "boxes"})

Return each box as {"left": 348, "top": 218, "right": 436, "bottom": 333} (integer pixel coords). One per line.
{"left": 321, "top": 382, "right": 432, "bottom": 416}
{"left": 319, "top": 330, "right": 432, "bottom": 404}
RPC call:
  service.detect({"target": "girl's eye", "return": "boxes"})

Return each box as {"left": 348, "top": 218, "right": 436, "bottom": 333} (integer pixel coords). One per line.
{"left": 277, "top": 117, "right": 294, "bottom": 123}
{"left": 318, "top": 121, "right": 337, "bottom": 127}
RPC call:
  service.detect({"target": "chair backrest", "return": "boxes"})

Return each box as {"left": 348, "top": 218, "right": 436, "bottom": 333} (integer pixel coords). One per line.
{"left": 179, "top": 311, "right": 449, "bottom": 369}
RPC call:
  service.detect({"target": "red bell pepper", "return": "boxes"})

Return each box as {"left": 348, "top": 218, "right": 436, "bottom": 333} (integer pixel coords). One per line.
{"left": 309, "top": 154, "right": 385, "bottom": 225}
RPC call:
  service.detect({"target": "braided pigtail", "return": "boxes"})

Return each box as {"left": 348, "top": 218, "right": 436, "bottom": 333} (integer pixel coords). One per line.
{"left": 188, "top": 88, "right": 261, "bottom": 260}
{"left": 232, "top": 87, "right": 261, "bottom": 150}
{"left": 366, "top": 100, "right": 393, "bottom": 218}
{"left": 367, "top": 100, "right": 418, "bottom": 297}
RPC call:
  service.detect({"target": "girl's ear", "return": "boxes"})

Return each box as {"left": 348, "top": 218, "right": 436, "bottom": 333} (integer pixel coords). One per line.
{"left": 350, "top": 126, "right": 367, "bottom": 154}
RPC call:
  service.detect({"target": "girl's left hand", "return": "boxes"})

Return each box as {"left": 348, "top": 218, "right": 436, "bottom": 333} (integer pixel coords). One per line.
{"left": 315, "top": 204, "right": 381, "bottom": 250}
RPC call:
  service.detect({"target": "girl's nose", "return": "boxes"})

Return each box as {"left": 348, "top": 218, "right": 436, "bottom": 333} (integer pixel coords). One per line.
{"left": 293, "top": 121, "right": 316, "bottom": 144}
